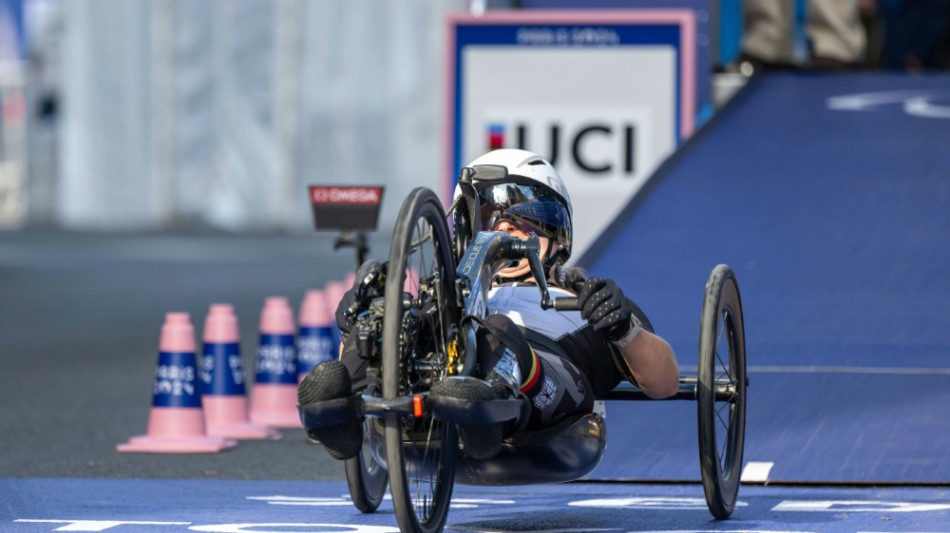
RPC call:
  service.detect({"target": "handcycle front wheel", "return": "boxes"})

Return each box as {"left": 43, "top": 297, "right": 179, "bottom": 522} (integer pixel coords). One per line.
{"left": 697, "top": 264, "right": 747, "bottom": 519}
{"left": 382, "top": 187, "right": 460, "bottom": 533}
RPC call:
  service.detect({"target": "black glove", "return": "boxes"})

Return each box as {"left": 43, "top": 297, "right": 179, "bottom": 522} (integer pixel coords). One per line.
{"left": 576, "top": 277, "right": 635, "bottom": 343}
{"left": 557, "top": 266, "right": 588, "bottom": 292}
{"left": 335, "top": 260, "right": 387, "bottom": 335}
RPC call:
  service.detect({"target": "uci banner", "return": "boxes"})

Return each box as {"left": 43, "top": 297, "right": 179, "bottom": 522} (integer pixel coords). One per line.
{"left": 446, "top": 10, "right": 697, "bottom": 259}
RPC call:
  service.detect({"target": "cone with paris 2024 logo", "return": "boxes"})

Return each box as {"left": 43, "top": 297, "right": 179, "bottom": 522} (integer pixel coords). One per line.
{"left": 322, "top": 279, "right": 349, "bottom": 352}
{"left": 200, "top": 303, "right": 280, "bottom": 440}
{"left": 117, "top": 312, "right": 237, "bottom": 453}
{"left": 249, "top": 297, "right": 302, "bottom": 427}
{"left": 296, "top": 290, "right": 338, "bottom": 382}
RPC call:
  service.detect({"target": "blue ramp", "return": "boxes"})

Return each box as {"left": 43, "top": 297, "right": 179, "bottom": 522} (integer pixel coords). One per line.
{"left": 581, "top": 73, "right": 950, "bottom": 483}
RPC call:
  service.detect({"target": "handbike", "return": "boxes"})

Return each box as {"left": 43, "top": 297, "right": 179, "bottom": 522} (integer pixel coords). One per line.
{"left": 300, "top": 175, "right": 747, "bottom": 533}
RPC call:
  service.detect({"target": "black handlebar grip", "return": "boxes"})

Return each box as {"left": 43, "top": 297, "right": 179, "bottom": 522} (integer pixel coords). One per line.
{"left": 509, "top": 236, "right": 540, "bottom": 257}
{"left": 552, "top": 297, "right": 580, "bottom": 311}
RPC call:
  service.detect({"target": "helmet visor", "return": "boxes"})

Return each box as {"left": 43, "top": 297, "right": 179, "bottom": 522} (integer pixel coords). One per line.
{"left": 477, "top": 183, "right": 572, "bottom": 251}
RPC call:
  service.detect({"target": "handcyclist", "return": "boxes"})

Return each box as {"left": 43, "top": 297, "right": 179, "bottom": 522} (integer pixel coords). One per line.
{"left": 299, "top": 148, "right": 679, "bottom": 460}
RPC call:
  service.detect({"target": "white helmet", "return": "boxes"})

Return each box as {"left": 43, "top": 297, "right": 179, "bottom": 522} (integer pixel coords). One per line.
{"left": 455, "top": 149, "right": 573, "bottom": 260}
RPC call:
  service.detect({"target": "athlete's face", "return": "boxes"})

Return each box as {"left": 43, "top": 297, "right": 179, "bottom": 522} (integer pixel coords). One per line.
{"left": 493, "top": 219, "right": 555, "bottom": 280}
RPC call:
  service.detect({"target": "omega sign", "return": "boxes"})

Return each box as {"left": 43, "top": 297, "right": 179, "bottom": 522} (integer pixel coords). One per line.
{"left": 308, "top": 185, "right": 384, "bottom": 231}
{"left": 309, "top": 186, "right": 382, "bottom": 205}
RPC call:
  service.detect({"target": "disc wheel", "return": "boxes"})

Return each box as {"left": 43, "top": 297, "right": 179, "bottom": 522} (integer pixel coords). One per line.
{"left": 697, "top": 264, "right": 747, "bottom": 519}
{"left": 344, "top": 401, "right": 388, "bottom": 512}
{"left": 383, "top": 187, "right": 459, "bottom": 533}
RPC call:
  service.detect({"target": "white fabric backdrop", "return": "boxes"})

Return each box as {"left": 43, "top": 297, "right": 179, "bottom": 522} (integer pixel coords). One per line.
{"left": 59, "top": 0, "right": 468, "bottom": 233}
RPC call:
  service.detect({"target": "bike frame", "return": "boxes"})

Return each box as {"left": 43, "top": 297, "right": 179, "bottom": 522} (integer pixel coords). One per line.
{"left": 337, "top": 229, "right": 575, "bottom": 423}
{"left": 303, "top": 228, "right": 734, "bottom": 426}
{"left": 452, "top": 230, "right": 577, "bottom": 374}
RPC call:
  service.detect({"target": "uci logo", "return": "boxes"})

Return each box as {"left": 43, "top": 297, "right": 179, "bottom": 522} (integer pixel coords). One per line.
{"left": 487, "top": 121, "right": 638, "bottom": 175}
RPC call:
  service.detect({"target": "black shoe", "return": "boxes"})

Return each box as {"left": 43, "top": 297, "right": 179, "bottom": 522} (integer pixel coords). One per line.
{"left": 298, "top": 360, "right": 362, "bottom": 460}
{"left": 430, "top": 377, "right": 511, "bottom": 460}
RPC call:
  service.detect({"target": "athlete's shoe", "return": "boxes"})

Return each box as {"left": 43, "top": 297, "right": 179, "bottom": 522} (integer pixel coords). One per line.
{"left": 429, "top": 376, "right": 516, "bottom": 460}
{"left": 297, "top": 360, "right": 362, "bottom": 460}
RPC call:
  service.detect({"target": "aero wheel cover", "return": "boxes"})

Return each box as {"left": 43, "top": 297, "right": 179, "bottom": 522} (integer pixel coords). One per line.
{"left": 697, "top": 265, "right": 746, "bottom": 520}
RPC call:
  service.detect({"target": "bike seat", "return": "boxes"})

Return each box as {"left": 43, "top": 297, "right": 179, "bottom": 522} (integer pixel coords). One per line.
{"left": 453, "top": 411, "right": 606, "bottom": 486}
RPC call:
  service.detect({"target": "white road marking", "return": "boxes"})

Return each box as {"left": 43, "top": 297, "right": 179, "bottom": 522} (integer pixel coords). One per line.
{"left": 773, "top": 500, "right": 950, "bottom": 512}
{"left": 568, "top": 497, "right": 748, "bottom": 510}
{"left": 15, "top": 520, "right": 190, "bottom": 532}
{"left": 740, "top": 461, "right": 774, "bottom": 482}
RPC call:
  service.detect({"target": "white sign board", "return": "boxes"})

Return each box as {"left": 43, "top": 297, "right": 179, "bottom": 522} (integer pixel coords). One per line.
{"left": 447, "top": 11, "right": 696, "bottom": 259}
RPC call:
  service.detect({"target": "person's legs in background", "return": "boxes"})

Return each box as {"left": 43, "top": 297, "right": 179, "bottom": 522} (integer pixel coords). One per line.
{"left": 740, "top": 0, "right": 868, "bottom": 71}
{"left": 741, "top": 0, "right": 797, "bottom": 67}
{"left": 808, "top": 0, "right": 868, "bottom": 67}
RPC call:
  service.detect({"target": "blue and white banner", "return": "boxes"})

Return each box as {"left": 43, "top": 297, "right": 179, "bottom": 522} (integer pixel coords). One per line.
{"left": 447, "top": 10, "right": 697, "bottom": 259}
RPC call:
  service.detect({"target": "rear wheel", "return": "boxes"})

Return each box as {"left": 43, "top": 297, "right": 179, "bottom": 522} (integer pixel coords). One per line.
{"left": 383, "top": 187, "right": 459, "bottom": 533}
{"left": 344, "top": 407, "right": 387, "bottom": 512}
{"left": 697, "top": 264, "right": 747, "bottom": 519}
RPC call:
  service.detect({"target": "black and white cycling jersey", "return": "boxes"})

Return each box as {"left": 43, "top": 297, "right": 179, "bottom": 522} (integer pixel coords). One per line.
{"left": 487, "top": 282, "right": 632, "bottom": 398}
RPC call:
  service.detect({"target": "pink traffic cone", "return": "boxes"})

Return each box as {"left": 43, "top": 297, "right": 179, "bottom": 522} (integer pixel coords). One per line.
{"left": 404, "top": 266, "right": 420, "bottom": 298}
{"left": 200, "top": 304, "right": 280, "bottom": 440}
{"left": 342, "top": 270, "right": 356, "bottom": 291}
{"left": 323, "top": 280, "right": 348, "bottom": 348}
{"left": 324, "top": 280, "right": 347, "bottom": 315}
{"left": 118, "top": 313, "right": 237, "bottom": 453}
{"left": 249, "top": 297, "right": 302, "bottom": 427}
{"left": 297, "top": 290, "right": 338, "bottom": 381}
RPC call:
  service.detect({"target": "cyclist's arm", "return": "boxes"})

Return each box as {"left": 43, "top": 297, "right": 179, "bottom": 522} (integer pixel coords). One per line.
{"left": 615, "top": 327, "right": 679, "bottom": 399}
